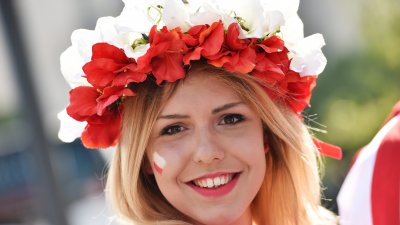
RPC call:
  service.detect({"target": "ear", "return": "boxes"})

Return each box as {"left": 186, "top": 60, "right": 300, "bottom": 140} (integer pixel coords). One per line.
{"left": 263, "top": 130, "right": 270, "bottom": 153}
{"left": 143, "top": 155, "right": 154, "bottom": 174}
{"left": 264, "top": 143, "right": 270, "bottom": 153}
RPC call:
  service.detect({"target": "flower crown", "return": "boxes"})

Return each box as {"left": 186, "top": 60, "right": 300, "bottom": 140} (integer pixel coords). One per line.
{"left": 58, "top": 0, "right": 341, "bottom": 159}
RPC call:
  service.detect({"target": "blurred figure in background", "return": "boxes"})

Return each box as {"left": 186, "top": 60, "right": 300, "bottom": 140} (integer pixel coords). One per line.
{"left": 337, "top": 100, "right": 400, "bottom": 225}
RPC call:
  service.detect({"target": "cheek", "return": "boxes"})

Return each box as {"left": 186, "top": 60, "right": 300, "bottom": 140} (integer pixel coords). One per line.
{"left": 151, "top": 139, "right": 192, "bottom": 177}
{"left": 153, "top": 152, "right": 167, "bottom": 175}
{"left": 222, "top": 126, "right": 265, "bottom": 160}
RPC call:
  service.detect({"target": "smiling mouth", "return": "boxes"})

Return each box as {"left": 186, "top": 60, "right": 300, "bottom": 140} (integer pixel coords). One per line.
{"left": 189, "top": 172, "right": 240, "bottom": 189}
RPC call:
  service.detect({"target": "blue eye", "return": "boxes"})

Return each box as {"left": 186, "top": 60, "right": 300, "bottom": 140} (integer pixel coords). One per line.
{"left": 219, "top": 114, "right": 244, "bottom": 125}
{"left": 160, "top": 125, "right": 186, "bottom": 136}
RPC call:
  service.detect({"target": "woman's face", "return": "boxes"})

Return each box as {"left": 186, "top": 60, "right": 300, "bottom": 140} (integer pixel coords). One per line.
{"left": 147, "top": 73, "right": 267, "bottom": 225}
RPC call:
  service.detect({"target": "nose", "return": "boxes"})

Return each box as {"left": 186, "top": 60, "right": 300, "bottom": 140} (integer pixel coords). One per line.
{"left": 192, "top": 127, "right": 225, "bottom": 164}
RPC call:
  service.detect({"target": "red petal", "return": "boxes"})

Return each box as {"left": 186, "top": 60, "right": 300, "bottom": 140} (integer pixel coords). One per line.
{"left": 183, "top": 25, "right": 208, "bottom": 46}
{"left": 226, "top": 23, "right": 248, "bottom": 50}
{"left": 148, "top": 25, "right": 157, "bottom": 44}
{"left": 97, "top": 86, "right": 135, "bottom": 115}
{"left": 91, "top": 43, "right": 129, "bottom": 64}
{"left": 224, "top": 47, "right": 256, "bottom": 74}
{"left": 137, "top": 42, "right": 174, "bottom": 70}
{"left": 199, "top": 21, "right": 225, "bottom": 56}
{"left": 113, "top": 63, "right": 148, "bottom": 86}
{"left": 152, "top": 53, "right": 185, "bottom": 84}
{"left": 257, "top": 36, "right": 284, "bottom": 53}
{"left": 208, "top": 52, "right": 238, "bottom": 68}
{"left": 67, "top": 86, "right": 99, "bottom": 121}
{"left": 183, "top": 47, "right": 203, "bottom": 65}
{"left": 187, "top": 25, "right": 208, "bottom": 38}
{"left": 81, "top": 112, "right": 121, "bottom": 149}
{"left": 112, "top": 71, "right": 148, "bottom": 86}
{"left": 255, "top": 53, "right": 283, "bottom": 72}
{"left": 83, "top": 58, "right": 124, "bottom": 88}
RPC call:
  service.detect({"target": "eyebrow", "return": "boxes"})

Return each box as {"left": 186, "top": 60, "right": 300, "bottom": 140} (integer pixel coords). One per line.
{"left": 157, "top": 102, "right": 243, "bottom": 120}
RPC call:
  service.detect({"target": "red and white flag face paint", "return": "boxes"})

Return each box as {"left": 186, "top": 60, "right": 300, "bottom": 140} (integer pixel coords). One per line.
{"left": 153, "top": 152, "right": 166, "bottom": 175}
{"left": 338, "top": 112, "right": 400, "bottom": 225}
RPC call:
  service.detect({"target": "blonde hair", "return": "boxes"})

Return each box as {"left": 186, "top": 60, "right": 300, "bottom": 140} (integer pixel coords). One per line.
{"left": 106, "top": 62, "right": 337, "bottom": 225}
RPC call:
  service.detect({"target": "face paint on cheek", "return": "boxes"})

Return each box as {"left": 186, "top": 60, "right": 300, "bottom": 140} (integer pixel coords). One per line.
{"left": 153, "top": 152, "right": 167, "bottom": 175}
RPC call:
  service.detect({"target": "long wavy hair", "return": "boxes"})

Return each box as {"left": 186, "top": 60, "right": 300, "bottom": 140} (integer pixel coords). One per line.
{"left": 106, "top": 62, "right": 337, "bottom": 225}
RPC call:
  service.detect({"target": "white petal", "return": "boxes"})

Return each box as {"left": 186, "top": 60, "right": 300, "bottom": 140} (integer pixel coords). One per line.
{"left": 163, "top": 0, "right": 190, "bottom": 30}
{"left": 70, "top": 29, "right": 100, "bottom": 60}
{"left": 95, "top": 16, "right": 119, "bottom": 45}
{"left": 280, "top": 15, "right": 304, "bottom": 49}
{"left": 264, "top": 10, "right": 285, "bottom": 34}
{"left": 118, "top": 0, "right": 158, "bottom": 33}
{"left": 60, "top": 46, "right": 90, "bottom": 88}
{"left": 189, "top": 3, "right": 222, "bottom": 26}
{"left": 57, "top": 109, "right": 87, "bottom": 143}
{"left": 216, "top": 0, "right": 266, "bottom": 38}
{"left": 290, "top": 34, "right": 327, "bottom": 76}
{"left": 124, "top": 43, "right": 150, "bottom": 60}
{"left": 290, "top": 49, "right": 327, "bottom": 76}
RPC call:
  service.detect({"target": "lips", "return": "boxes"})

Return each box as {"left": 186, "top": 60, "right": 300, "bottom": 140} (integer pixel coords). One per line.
{"left": 187, "top": 172, "right": 241, "bottom": 197}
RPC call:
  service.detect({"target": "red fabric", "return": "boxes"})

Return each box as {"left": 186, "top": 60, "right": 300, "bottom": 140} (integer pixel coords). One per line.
{"left": 313, "top": 139, "right": 342, "bottom": 160}
{"left": 371, "top": 101, "right": 400, "bottom": 225}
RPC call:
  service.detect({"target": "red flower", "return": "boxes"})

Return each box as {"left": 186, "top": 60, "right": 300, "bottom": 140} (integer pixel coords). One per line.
{"left": 66, "top": 43, "right": 146, "bottom": 148}
{"left": 138, "top": 26, "right": 188, "bottom": 84}
{"left": 206, "top": 23, "right": 256, "bottom": 74}
{"left": 81, "top": 110, "right": 122, "bottom": 149}
{"left": 282, "top": 71, "right": 316, "bottom": 113}
{"left": 83, "top": 43, "right": 147, "bottom": 89}
{"left": 66, "top": 85, "right": 133, "bottom": 148}
{"left": 96, "top": 86, "right": 135, "bottom": 116}
{"left": 250, "top": 47, "right": 290, "bottom": 86}
{"left": 67, "top": 86, "right": 99, "bottom": 121}
{"left": 257, "top": 35, "right": 285, "bottom": 53}
{"left": 251, "top": 53, "right": 285, "bottom": 85}
{"left": 183, "top": 21, "right": 225, "bottom": 64}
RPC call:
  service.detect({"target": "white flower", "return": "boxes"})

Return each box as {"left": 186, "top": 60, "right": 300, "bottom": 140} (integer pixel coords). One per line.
{"left": 119, "top": 0, "right": 163, "bottom": 33}
{"left": 289, "top": 33, "right": 327, "bottom": 76}
{"left": 60, "top": 47, "right": 90, "bottom": 89}
{"left": 95, "top": 16, "right": 148, "bottom": 60}
{"left": 60, "top": 29, "right": 99, "bottom": 88}
{"left": 213, "top": 0, "right": 268, "bottom": 38}
{"left": 60, "top": 14, "right": 150, "bottom": 90}
{"left": 163, "top": 0, "right": 191, "bottom": 31}
{"left": 280, "top": 14, "right": 304, "bottom": 49}
{"left": 57, "top": 109, "right": 87, "bottom": 143}
{"left": 188, "top": 2, "right": 222, "bottom": 26}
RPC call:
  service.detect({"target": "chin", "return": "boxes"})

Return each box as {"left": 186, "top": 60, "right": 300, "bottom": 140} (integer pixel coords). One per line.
{"left": 190, "top": 210, "right": 247, "bottom": 225}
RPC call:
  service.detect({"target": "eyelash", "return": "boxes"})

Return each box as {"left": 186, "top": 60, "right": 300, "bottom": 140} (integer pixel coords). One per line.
{"left": 160, "top": 125, "right": 186, "bottom": 136}
{"left": 159, "top": 114, "right": 245, "bottom": 136}
{"left": 219, "top": 114, "right": 245, "bottom": 125}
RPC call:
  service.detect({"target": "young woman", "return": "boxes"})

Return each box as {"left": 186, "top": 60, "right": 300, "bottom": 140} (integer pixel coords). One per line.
{"left": 58, "top": 0, "right": 342, "bottom": 224}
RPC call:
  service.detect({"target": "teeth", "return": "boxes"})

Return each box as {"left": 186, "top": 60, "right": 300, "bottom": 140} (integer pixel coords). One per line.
{"left": 214, "top": 177, "right": 221, "bottom": 186}
{"left": 206, "top": 178, "right": 213, "bottom": 188}
{"left": 193, "top": 174, "right": 235, "bottom": 188}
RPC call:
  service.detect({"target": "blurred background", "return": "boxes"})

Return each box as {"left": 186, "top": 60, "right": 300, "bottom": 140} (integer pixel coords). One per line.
{"left": 0, "top": 0, "right": 398, "bottom": 224}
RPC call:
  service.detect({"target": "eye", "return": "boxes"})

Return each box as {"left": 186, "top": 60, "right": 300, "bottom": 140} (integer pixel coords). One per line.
{"left": 160, "top": 125, "right": 186, "bottom": 136}
{"left": 219, "top": 114, "right": 245, "bottom": 125}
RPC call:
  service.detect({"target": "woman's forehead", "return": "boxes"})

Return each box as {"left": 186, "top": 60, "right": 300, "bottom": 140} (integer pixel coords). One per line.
{"left": 160, "top": 74, "right": 243, "bottom": 114}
